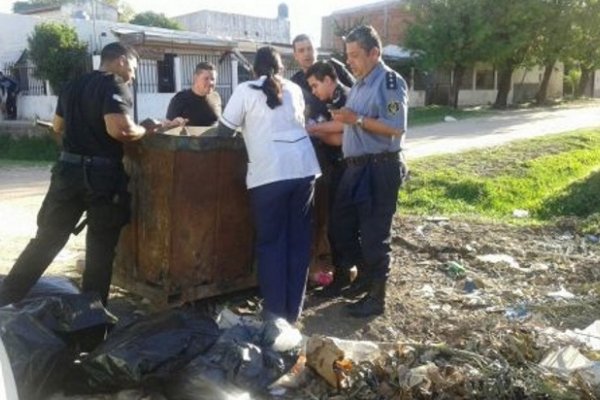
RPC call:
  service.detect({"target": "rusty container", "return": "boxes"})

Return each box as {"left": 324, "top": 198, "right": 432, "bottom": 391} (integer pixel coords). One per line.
{"left": 114, "top": 132, "right": 256, "bottom": 307}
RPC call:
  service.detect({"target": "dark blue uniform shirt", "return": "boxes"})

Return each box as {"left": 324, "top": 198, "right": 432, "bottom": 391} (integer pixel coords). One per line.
{"left": 343, "top": 61, "right": 408, "bottom": 158}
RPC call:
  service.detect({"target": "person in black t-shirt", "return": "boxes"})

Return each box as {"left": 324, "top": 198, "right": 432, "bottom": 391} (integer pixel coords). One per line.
{"left": 290, "top": 34, "right": 354, "bottom": 124}
{"left": 166, "top": 62, "right": 221, "bottom": 126}
{"left": 0, "top": 42, "right": 182, "bottom": 308}
{"left": 291, "top": 35, "right": 355, "bottom": 285}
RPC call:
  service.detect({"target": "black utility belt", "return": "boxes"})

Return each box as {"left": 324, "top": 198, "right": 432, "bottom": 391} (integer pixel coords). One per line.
{"left": 59, "top": 151, "right": 121, "bottom": 168}
{"left": 344, "top": 151, "right": 400, "bottom": 167}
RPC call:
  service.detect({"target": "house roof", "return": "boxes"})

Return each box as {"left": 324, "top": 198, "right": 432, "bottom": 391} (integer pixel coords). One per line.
{"left": 111, "top": 26, "right": 237, "bottom": 49}
{"left": 16, "top": 0, "right": 118, "bottom": 15}
{"left": 16, "top": 4, "right": 61, "bottom": 15}
{"left": 330, "top": 0, "right": 404, "bottom": 16}
{"left": 382, "top": 44, "right": 411, "bottom": 60}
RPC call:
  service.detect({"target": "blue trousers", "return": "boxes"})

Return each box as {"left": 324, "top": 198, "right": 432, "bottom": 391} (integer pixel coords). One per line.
{"left": 250, "top": 176, "right": 314, "bottom": 323}
{"left": 330, "top": 159, "right": 403, "bottom": 280}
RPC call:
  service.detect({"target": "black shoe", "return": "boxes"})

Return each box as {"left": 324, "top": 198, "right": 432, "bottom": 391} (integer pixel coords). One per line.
{"left": 314, "top": 268, "right": 352, "bottom": 298}
{"left": 347, "top": 280, "right": 386, "bottom": 318}
{"left": 343, "top": 273, "right": 372, "bottom": 299}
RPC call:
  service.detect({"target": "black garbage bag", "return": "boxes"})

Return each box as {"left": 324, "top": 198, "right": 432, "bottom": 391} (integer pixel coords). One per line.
{"left": 68, "top": 310, "right": 220, "bottom": 394}
{"left": 0, "top": 292, "right": 118, "bottom": 399}
{"left": 23, "top": 275, "right": 80, "bottom": 298}
{"left": 0, "top": 275, "right": 80, "bottom": 299}
{"left": 16, "top": 292, "right": 116, "bottom": 334}
{"left": 165, "top": 319, "right": 300, "bottom": 399}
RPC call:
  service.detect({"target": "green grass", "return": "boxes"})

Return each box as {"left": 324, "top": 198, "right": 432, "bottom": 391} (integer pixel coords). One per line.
{"left": 399, "top": 129, "right": 600, "bottom": 233}
{"left": 409, "top": 105, "right": 495, "bottom": 126}
{"left": 0, "top": 134, "right": 59, "bottom": 162}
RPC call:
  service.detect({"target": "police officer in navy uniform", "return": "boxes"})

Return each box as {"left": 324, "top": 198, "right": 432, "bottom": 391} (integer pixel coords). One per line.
{"left": 0, "top": 42, "right": 181, "bottom": 307}
{"left": 329, "top": 25, "right": 408, "bottom": 318}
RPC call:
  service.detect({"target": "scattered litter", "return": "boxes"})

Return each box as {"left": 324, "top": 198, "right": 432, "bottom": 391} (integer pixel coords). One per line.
{"left": 416, "top": 284, "right": 435, "bottom": 298}
{"left": 546, "top": 286, "right": 576, "bottom": 300}
{"left": 444, "top": 115, "right": 458, "bottom": 122}
{"left": 306, "top": 335, "right": 380, "bottom": 389}
{"left": 504, "top": 304, "right": 530, "bottom": 321}
{"left": 425, "top": 216, "right": 449, "bottom": 223}
{"left": 557, "top": 232, "right": 575, "bottom": 241}
{"left": 512, "top": 209, "right": 530, "bottom": 218}
{"left": 445, "top": 261, "right": 466, "bottom": 279}
{"left": 585, "top": 234, "right": 599, "bottom": 244}
{"left": 540, "top": 345, "right": 594, "bottom": 373}
{"left": 476, "top": 254, "right": 520, "bottom": 270}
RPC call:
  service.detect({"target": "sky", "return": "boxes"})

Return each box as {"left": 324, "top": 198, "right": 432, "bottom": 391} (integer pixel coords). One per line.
{"left": 0, "top": 0, "right": 379, "bottom": 44}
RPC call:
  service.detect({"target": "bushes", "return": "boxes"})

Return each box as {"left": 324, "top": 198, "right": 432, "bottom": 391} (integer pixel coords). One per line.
{"left": 0, "top": 134, "right": 58, "bottom": 161}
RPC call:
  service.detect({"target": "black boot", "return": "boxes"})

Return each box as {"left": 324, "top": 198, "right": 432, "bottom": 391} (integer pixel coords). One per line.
{"left": 343, "top": 272, "right": 372, "bottom": 299}
{"left": 315, "top": 268, "right": 352, "bottom": 298}
{"left": 347, "top": 280, "right": 386, "bottom": 317}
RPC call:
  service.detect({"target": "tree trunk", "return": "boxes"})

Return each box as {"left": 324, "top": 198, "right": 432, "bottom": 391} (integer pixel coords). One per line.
{"left": 576, "top": 67, "right": 593, "bottom": 98}
{"left": 449, "top": 65, "right": 465, "bottom": 109}
{"left": 494, "top": 64, "right": 514, "bottom": 109}
{"left": 535, "top": 59, "right": 556, "bottom": 104}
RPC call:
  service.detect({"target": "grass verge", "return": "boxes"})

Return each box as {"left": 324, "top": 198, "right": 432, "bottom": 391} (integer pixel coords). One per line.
{"left": 409, "top": 105, "right": 495, "bottom": 126}
{"left": 0, "top": 134, "right": 59, "bottom": 162}
{"left": 399, "top": 129, "right": 600, "bottom": 233}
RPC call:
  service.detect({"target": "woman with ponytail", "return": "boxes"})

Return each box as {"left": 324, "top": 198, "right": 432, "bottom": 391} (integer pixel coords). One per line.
{"left": 218, "top": 46, "right": 321, "bottom": 324}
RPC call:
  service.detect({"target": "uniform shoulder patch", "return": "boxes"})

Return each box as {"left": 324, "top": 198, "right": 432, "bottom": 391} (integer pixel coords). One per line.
{"left": 385, "top": 71, "right": 398, "bottom": 90}
{"left": 387, "top": 101, "right": 401, "bottom": 115}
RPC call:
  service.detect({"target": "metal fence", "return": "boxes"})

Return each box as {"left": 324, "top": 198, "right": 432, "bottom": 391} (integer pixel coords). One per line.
{"left": 2, "top": 63, "right": 46, "bottom": 96}
{"left": 3, "top": 56, "right": 93, "bottom": 96}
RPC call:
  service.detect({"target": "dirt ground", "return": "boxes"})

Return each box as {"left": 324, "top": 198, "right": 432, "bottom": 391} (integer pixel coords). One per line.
{"left": 2, "top": 164, "right": 600, "bottom": 399}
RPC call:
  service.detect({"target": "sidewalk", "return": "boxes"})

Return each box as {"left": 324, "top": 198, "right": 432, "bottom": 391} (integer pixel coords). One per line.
{"left": 406, "top": 104, "right": 600, "bottom": 158}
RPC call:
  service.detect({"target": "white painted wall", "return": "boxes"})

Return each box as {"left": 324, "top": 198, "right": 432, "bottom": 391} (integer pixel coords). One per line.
{"left": 18, "top": 93, "right": 176, "bottom": 122}
{"left": 0, "top": 13, "right": 40, "bottom": 65}
{"left": 457, "top": 90, "right": 497, "bottom": 107}
{"left": 136, "top": 93, "right": 176, "bottom": 120}
{"left": 408, "top": 90, "right": 425, "bottom": 108}
{"left": 174, "top": 10, "right": 290, "bottom": 43}
{"left": 18, "top": 95, "right": 57, "bottom": 121}
{"left": 594, "top": 70, "right": 600, "bottom": 98}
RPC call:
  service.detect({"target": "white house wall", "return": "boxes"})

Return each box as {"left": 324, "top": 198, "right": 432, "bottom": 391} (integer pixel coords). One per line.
{"left": 457, "top": 90, "right": 497, "bottom": 107}
{"left": 408, "top": 90, "right": 425, "bottom": 107}
{"left": 18, "top": 95, "right": 56, "bottom": 121}
{"left": 19, "top": 93, "right": 177, "bottom": 122}
{"left": 136, "top": 93, "right": 176, "bottom": 120}
{"left": 0, "top": 13, "right": 40, "bottom": 65}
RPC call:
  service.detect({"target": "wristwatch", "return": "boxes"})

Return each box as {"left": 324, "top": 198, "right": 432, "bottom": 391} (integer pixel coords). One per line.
{"left": 355, "top": 115, "right": 364, "bottom": 128}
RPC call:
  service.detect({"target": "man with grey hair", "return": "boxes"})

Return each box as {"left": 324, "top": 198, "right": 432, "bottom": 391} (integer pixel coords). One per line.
{"left": 329, "top": 25, "right": 408, "bottom": 318}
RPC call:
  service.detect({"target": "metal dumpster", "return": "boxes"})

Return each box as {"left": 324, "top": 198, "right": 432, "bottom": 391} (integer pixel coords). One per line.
{"left": 114, "top": 131, "right": 256, "bottom": 307}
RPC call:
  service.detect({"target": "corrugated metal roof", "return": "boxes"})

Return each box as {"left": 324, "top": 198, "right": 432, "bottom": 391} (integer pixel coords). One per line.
{"left": 111, "top": 26, "right": 237, "bottom": 49}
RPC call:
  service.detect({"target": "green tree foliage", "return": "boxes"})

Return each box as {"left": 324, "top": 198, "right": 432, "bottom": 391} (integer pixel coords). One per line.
{"left": 130, "top": 11, "right": 182, "bottom": 30}
{"left": 479, "top": 0, "right": 544, "bottom": 108}
{"left": 531, "top": 0, "right": 580, "bottom": 104}
{"left": 27, "top": 22, "right": 88, "bottom": 93}
{"left": 568, "top": 0, "right": 600, "bottom": 97}
{"left": 405, "top": 0, "right": 490, "bottom": 108}
{"left": 103, "top": 0, "right": 135, "bottom": 22}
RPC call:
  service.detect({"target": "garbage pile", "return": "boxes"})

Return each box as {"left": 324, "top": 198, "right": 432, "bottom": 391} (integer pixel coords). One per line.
{"left": 1, "top": 215, "right": 599, "bottom": 399}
